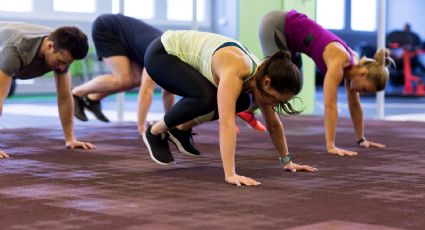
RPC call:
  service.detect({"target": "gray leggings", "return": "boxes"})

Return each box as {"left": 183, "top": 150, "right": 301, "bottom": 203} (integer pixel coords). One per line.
{"left": 258, "top": 10, "right": 302, "bottom": 70}
{"left": 259, "top": 10, "right": 288, "bottom": 57}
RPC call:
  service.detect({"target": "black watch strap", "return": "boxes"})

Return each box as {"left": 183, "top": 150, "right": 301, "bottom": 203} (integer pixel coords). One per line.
{"left": 357, "top": 137, "right": 367, "bottom": 145}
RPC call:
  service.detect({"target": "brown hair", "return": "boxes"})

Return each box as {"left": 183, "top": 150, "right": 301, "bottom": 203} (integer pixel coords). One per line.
{"left": 358, "top": 48, "right": 395, "bottom": 91}
{"left": 254, "top": 50, "right": 303, "bottom": 115}
{"left": 48, "top": 26, "right": 88, "bottom": 60}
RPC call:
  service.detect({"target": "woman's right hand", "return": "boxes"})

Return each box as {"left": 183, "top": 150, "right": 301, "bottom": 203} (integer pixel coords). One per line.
{"left": 225, "top": 174, "right": 261, "bottom": 186}
{"left": 0, "top": 150, "right": 10, "bottom": 159}
{"left": 327, "top": 146, "right": 358, "bottom": 156}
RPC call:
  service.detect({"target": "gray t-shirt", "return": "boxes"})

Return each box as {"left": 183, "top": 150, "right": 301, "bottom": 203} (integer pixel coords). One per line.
{"left": 0, "top": 23, "right": 54, "bottom": 79}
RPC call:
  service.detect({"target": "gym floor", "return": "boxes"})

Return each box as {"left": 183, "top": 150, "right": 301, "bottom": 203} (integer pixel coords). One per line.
{"left": 1, "top": 88, "right": 424, "bottom": 229}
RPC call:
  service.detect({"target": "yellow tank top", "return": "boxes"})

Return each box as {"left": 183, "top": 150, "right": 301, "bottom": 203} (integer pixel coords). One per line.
{"left": 161, "top": 30, "right": 259, "bottom": 87}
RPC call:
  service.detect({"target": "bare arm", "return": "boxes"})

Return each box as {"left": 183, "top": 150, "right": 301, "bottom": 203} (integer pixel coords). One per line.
{"left": 323, "top": 64, "right": 342, "bottom": 150}
{"left": 217, "top": 72, "right": 241, "bottom": 181}
{"left": 323, "top": 62, "right": 357, "bottom": 156}
{"left": 0, "top": 70, "right": 12, "bottom": 158}
{"left": 345, "top": 79, "right": 385, "bottom": 148}
{"left": 259, "top": 104, "right": 288, "bottom": 155}
{"left": 214, "top": 49, "right": 260, "bottom": 186}
{"left": 217, "top": 65, "right": 259, "bottom": 186}
{"left": 55, "top": 72, "right": 75, "bottom": 142}
{"left": 55, "top": 72, "right": 96, "bottom": 150}
{"left": 0, "top": 70, "right": 12, "bottom": 116}
{"left": 259, "top": 104, "right": 317, "bottom": 172}
{"left": 345, "top": 79, "right": 364, "bottom": 140}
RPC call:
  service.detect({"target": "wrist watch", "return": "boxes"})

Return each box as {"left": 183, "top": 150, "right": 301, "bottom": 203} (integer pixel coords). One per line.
{"left": 357, "top": 137, "right": 367, "bottom": 145}
{"left": 279, "top": 153, "right": 293, "bottom": 165}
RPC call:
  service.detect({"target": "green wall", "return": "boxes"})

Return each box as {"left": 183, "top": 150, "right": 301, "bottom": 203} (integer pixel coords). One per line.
{"left": 238, "top": 0, "right": 316, "bottom": 114}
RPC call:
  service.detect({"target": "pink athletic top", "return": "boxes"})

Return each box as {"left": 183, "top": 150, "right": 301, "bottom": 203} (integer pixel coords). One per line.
{"left": 284, "top": 10, "right": 355, "bottom": 74}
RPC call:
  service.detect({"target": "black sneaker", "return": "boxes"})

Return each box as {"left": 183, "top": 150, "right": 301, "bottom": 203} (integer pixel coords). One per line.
{"left": 142, "top": 125, "right": 174, "bottom": 165}
{"left": 73, "top": 95, "right": 88, "bottom": 121}
{"left": 168, "top": 128, "right": 200, "bottom": 156}
{"left": 84, "top": 97, "right": 110, "bottom": 122}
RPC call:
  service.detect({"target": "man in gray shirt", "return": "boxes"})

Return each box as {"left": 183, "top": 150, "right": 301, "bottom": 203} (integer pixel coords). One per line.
{"left": 0, "top": 23, "right": 96, "bottom": 159}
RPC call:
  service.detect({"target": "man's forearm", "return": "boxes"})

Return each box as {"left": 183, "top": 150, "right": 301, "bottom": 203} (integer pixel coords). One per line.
{"left": 57, "top": 96, "right": 75, "bottom": 142}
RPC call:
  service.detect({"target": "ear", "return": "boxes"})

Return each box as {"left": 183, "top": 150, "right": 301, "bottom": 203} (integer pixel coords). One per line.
{"left": 262, "top": 76, "right": 271, "bottom": 89}
{"left": 46, "top": 40, "right": 55, "bottom": 51}
{"left": 359, "top": 67, "right": 368, "bottom": 78}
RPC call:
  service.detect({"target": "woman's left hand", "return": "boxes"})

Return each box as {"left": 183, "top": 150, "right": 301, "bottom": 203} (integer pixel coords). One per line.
{"left": 283, "top": 161, "right": 318, "bottom": 172}
{"left": 66, "top": 140, "right": 96, "bottom": 150}
{"left": 359, "top": 140, "right": 385, "bottom": 148}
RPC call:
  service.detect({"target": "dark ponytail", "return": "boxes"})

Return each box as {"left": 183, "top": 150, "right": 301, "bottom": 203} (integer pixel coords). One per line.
{"left": 255, "top": 50, "right": 303, "bottom": 115}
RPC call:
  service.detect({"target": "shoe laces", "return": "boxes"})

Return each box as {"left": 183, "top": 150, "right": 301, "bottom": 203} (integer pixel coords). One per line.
{"left": 183, "top": 129, "right": 197, "bottom": 145}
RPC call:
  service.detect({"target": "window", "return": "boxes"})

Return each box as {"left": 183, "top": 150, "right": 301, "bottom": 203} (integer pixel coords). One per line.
{"left": 112, "top": 0, "right": 154, "bottom": 19}
{"left": 167, "top": 0, "right": 205, "bottom": 21}
{"left": 316, "top": 0, "right": 345, "bottom": 30}
{"left": 0, "top": 0, "right": 32, "bottom": 12}
{"left": 111, "top": 0, "right": 209, "bottom": 24}
{"left": 124, "top": 0, "right": 154, "bottom": 19}
{"left": 53, "top": 0, "right": 96, "bottom": 13}
{"left": 351, "top": 0, "right": 377, "bottom": 31}
{"left": 112, "top": 0, "right": 119, "bottom": 14}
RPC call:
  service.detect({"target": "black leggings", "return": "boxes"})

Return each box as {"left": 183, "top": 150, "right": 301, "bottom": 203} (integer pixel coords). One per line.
{"left": 144, "top": 37, "right": 250, "bottom": 128}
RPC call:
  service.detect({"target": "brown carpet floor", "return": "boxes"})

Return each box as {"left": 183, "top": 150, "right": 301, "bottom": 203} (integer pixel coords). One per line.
{"left": 0, "top": 116, "right": 424, "bottom": 230}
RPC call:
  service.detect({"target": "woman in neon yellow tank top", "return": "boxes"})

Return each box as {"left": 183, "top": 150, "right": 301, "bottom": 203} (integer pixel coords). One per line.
{"left": 143, "top": 30, "right": 317, "bottom": 186}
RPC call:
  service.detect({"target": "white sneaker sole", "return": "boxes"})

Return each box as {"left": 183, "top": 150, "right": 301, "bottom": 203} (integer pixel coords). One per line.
{"left": 168, "top": 132, "right": 199, "bottom": 157}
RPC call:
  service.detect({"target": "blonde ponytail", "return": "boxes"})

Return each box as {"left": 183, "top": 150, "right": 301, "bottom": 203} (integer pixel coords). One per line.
{"left": 358, "top": 48, "right": 394, "bottom": 91}
{"left": 374, "top": 48, "right": 395, "bottom": 67}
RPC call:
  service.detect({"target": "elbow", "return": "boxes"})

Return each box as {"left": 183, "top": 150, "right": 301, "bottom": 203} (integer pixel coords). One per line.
{"left": 325, "top": 103, "right": 337, "bottom": 112}
{"left": 219, "top": 119, "right": 236, "bottom": 131}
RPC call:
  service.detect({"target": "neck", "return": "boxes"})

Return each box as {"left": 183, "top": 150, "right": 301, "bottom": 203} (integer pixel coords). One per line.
{"left": 243, "top": 77, "right": 256, "bottom": 93}
{"left": 345, "top": 66, "right": 358, "bottom": 81}
{"left": 38, "top": 37, "right": 48, "bottom": 59}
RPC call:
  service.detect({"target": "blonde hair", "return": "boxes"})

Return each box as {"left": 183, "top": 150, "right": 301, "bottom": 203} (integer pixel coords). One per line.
{"left": 358, "top": 48, "right": 395, "bottom": 91}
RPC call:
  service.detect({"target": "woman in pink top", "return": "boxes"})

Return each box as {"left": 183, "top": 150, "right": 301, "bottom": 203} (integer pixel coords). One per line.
{"left": 255, "top": 10, "right": 394, "bottom": 157}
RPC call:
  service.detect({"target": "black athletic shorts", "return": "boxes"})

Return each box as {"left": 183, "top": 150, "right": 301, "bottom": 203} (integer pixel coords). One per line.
{"left": 92, "top": 15, "right": 127, "bottom": 60}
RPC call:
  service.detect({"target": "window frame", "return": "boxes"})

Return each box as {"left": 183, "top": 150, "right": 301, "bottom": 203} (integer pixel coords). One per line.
{"left": 316, "top": 0, "right": 345, "bottom": 30}
{"left": 0, "top": 0, "right": 211, "bottom": 28}
{"left": 317, "top": 0, "right": 378, "bottom": 33}
{"left": 52, "top": 0, "right": 97, "bottom": 14}
{"left": 141, "top": 0, "right": 211, "bottom": 28}
{"left": 350, "top": 0, "right": 377, "bottom": 32}
{"left": 0, "top": 0, "right": 33, "bottom": 13}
